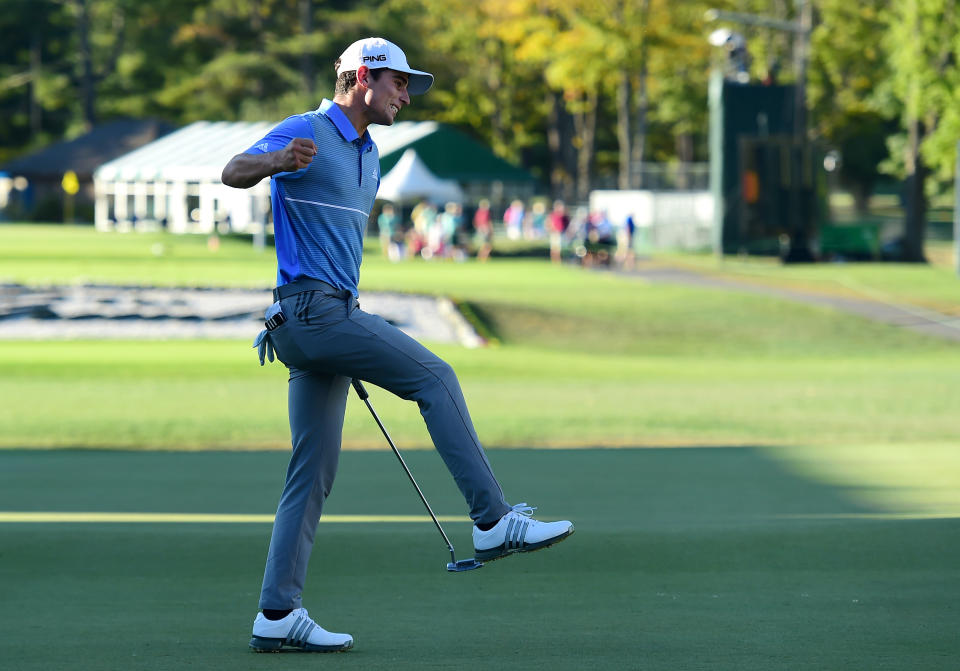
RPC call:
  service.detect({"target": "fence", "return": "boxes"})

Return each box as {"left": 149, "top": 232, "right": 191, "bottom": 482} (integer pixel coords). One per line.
{"left": 591, "top": 163, "right": 711, "bottom": 192}
{"left": 589, "top": 188, "right": 714, "bottom": 252}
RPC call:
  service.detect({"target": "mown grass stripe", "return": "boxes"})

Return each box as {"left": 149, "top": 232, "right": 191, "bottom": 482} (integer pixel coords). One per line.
{"left": 772, "top": 512, "right": 960, "bottom": 520}
{"left": 0, "top": 512, "right": 470, "bottom": 524}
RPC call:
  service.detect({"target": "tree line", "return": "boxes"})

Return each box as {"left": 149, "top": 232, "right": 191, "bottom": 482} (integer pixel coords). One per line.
{"left": 3, "top": 1, "right": 959, "bottom": 239}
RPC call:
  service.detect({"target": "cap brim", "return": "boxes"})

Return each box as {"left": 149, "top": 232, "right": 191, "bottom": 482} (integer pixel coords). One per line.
{"left": 402, "top": 70, "right": 434, "bottom": 95}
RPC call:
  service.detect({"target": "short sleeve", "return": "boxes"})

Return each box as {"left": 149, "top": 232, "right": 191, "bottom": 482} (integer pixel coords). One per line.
{"left": 245, "top": 115, "right": 314, "bottom": 180}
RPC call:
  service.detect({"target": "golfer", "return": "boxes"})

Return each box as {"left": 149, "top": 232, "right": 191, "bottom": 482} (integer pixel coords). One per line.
{"left": 221, "top": 37, "right": 574, "bottom": 653}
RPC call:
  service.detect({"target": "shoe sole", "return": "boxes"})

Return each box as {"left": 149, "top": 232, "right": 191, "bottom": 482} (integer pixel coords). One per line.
{"left": 475, "top": 525, "right": 575, "bottom": 563}
{"left": 249, "top": 636, "right": 353, "bottom": 653}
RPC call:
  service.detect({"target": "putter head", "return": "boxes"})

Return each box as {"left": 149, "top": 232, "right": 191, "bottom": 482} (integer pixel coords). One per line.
{"left": 447, "top": 558, "right": 483, "bottom": 572}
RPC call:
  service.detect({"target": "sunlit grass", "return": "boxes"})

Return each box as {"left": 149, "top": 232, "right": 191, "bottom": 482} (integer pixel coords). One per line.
{"left": 1, "top": 340, "right": 958, "bottom": 451}
{"left": 658, "top": 243, "right": 960, "bottom": 314}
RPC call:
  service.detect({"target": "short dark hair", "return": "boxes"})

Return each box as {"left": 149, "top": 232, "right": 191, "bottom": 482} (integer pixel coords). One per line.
{"left": 333, "top": 59, "right": 383, "bottom": 95}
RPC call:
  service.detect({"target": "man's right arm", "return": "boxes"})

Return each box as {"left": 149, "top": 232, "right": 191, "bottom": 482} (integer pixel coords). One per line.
{"left": 221, "top": 138, "right": 317, "bottom": 189}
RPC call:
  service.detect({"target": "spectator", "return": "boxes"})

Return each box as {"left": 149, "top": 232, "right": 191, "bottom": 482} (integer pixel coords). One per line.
{"left": 413, "top": 201, "right": 440, "bottom": 259}
{"left": 473, "top": 198, "right": 493, "bottom": 262}
{"left": 377, "top": 204, "right": 402, "bottom": 261}
{"left": 528, "top": 200, "right": 547, "bottom": 240}
{"left": 439, "top": 202, "right": 458, "bottom": 256}
{"left": 616, "top": 213, "right": 637, "bottom": 270}
{"left": 503, "top": 199, "right": 524, "bottom": 240}
{"left": 548, "top": 200, "right": 568, "bottom": 264}
{"left": 405, "top": 223, "right": 425, "bottom": 257}
{"left": 584, "top": 210, "right": 614, "bottom": 266}
{"left": 439, "top": 202, "right": 467, "bottom": 261}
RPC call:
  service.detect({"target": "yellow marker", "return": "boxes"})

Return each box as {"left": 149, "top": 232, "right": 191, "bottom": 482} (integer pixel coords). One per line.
{"left": 61, "top": 170, "right": 80, "bottom": 195}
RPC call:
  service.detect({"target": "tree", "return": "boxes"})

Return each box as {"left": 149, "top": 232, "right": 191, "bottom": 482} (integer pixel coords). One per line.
{"left": 146, "top": 0, "right": 319, "bottom": 122}
{"left": 880, "top": 0, "right": 960, "bottom": 261}
{"left": 0, "top": 0, "right": 74, "bottom": 158}
{"left": 385, "top": 0, "right": 549, "bottom": 173}
{"left": 544, "top": 0, "right": 661, "bottom": 191}
{"left": 808, "top": 1, "right": 891, "bottom": 213}
{"left": 649, "top": 1, "right": 713, "bottom": 178}
{"left": 502, "top": 1, "right": 629, "bottom": 199}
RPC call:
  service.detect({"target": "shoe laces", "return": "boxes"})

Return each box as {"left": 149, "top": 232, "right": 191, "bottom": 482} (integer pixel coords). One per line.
{"left": 509, "top": 502, "right": 537, "bottom": 519}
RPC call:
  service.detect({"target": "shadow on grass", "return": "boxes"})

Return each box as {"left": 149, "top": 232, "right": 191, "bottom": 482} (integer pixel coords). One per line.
{"left": 0, "top": 447, "right": 876, "bottom": 524}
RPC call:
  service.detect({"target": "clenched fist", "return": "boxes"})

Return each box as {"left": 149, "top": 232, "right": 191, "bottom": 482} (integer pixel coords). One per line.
{"left": 221, "top": 137, "right": 318, "bottom": 189}
{"left": 279, "top": 138, "right": 317, "bottom": 172}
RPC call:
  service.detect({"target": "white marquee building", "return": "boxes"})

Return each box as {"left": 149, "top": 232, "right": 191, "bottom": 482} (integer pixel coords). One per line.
{"left": 92, "top": 119, "right": 524, "bottom": 236}
{"left": 93, "top": 121, "right": 276, "bottom": 234}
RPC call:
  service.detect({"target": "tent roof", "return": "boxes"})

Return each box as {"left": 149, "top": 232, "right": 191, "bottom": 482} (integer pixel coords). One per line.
{"left": 369, "top": 122, "right": 534, "bottom": 183}
{"left": 92, "top": 119, "right": 534, "bottom": 186}
{"left": 376, "top": 149, "right": 464, "bottom": 204}
{"left": 368, "top": 121, "right": 441, "bottom": 156}
{"left": 1, "top": 119, "right": 174, "bottom": 180}
{"left": 95, "top": 121, "right": 275, "bottom": 182}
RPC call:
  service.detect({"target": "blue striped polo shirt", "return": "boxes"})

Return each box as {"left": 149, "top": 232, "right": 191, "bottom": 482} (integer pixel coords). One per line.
{"left": 245, "top": 99, "right": 379, "bottom": 296}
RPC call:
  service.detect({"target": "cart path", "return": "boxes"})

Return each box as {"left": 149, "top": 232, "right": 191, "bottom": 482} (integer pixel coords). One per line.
{"left": 622, "top": 266, "right": 960, "bottom": 342}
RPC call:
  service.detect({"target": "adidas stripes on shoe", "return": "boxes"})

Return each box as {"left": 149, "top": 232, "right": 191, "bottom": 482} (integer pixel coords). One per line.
{"left": 472, "top": 503, "right": 574, "bottom": 562}
{"left": 249, "top": 607, "right": 353, "bottom": 653}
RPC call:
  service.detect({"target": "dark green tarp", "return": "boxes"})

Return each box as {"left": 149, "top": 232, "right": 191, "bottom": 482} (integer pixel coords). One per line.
{"left": 378, "top": 124, "right": 534, "bottom": 184}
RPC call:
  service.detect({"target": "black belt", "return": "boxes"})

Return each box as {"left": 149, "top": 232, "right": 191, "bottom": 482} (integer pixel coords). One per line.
{"left": 273, "top": 278, "right": 340, "bottom": 302}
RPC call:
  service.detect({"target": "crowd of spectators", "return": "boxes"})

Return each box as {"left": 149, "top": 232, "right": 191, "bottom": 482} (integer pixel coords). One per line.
{"left": 372, "top": 197, "right": 637, "bottom": 269}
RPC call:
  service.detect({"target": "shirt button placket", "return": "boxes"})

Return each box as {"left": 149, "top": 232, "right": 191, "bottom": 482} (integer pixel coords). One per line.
{"left": 354, "top": 139, "right": 363, "bottom": 187}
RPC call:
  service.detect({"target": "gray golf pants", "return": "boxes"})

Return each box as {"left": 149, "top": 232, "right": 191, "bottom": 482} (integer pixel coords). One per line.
{"left": 258, "top": 280, "right": 511, "bottom": 610}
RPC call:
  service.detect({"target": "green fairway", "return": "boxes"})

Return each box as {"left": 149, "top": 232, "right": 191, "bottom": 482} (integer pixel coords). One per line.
{"left": 1, "top": 448, "right": 957, "bottom": 670}
{"left": 0, "top": 224, "right": 277, "bottom": 288}
{"left": 3, "top": 227, "right": 960, "bottom": 450}
{"left": 659, "top": 246, "right": 960, "bottom": 315}
{"left": 2, "top": 339, "right": 960, "bottom": 449}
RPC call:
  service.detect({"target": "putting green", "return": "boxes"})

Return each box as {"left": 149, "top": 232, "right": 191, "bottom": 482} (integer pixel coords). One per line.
{"left": 1, "top": 448, "right": 957, "bottom": 670}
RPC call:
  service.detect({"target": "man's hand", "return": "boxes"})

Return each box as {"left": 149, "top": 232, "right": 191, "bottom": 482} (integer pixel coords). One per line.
{"left": 221, "top": 138, "right": 317, "bottom": 189}
{"left": 277, "top": 138, "right": 317, "bottom": 172}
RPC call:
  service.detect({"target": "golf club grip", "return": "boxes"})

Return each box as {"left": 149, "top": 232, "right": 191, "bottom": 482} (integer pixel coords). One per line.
{"left": 351, "top": 378, "right": 369, "bottom": 400}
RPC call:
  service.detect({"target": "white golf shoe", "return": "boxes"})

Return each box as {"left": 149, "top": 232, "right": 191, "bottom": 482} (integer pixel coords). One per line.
{"left": 249, "top": 608, "right": 353, "bottom": 652}
{"left": 473, "top": 503, "right": 574, "bottom": 562}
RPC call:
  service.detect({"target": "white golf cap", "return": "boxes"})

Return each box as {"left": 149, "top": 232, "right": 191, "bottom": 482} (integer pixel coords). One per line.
{"left": 336, "top": 37, "right": 434, "bottom": 95}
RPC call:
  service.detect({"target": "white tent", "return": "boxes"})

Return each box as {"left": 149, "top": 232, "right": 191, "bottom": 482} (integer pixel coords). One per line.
{"left": 376, "top": 149, "right": 463, "bottom": 205}
{"left": 92, "top": 122, "right": 474, "bottom": 236}
{"left": 93, "top": 121, "right": 275, "bottom": 234}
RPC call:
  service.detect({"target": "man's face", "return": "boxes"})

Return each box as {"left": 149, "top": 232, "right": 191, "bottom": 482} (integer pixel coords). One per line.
{"left": 361, "top": 67, "right": 411, "bottom": 126}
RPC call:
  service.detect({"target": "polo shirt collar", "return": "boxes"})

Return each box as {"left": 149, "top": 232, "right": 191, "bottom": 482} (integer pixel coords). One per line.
{"left": 318, "top": 99, "right": 373, "bottom": 150}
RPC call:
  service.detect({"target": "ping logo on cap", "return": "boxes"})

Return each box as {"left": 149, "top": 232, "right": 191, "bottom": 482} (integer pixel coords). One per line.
{"left": 337, "top": 37, "right": 434, "bottom": 95}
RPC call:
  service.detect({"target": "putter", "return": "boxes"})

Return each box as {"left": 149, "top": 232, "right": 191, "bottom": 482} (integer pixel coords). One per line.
{"left": 351, "top": 378, "right": 483, "bottom": 572}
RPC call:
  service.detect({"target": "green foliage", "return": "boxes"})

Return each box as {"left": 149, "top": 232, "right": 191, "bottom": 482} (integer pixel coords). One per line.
{"left": 385, "top": 0, "right": 548, "bottom": 163}
{"left": 0, "top": 1, "right": 74, "bottom": 160}
{"left": 808, "top": 2, "right": 892, "bottom": 207}
{"left": 646, "top": 1, "right": 712, "bottom": 154}
{"left": 809, "top": 1, "right": 888, "bottom": 124}
{"left": 2, "top": 2, "right": 959, "bottom": 194}
{"left": 880, "top": 0, "right": 960, "bottom": 183}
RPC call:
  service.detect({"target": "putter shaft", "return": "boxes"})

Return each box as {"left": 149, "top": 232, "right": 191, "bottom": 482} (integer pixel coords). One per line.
{"left": 351, "top": 378, "right": 458, "bottom": 565}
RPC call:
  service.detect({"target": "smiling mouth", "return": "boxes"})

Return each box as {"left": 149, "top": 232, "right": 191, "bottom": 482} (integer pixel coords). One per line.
{"left": 389, "top": 104, "right": 399, "bottom": 115}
